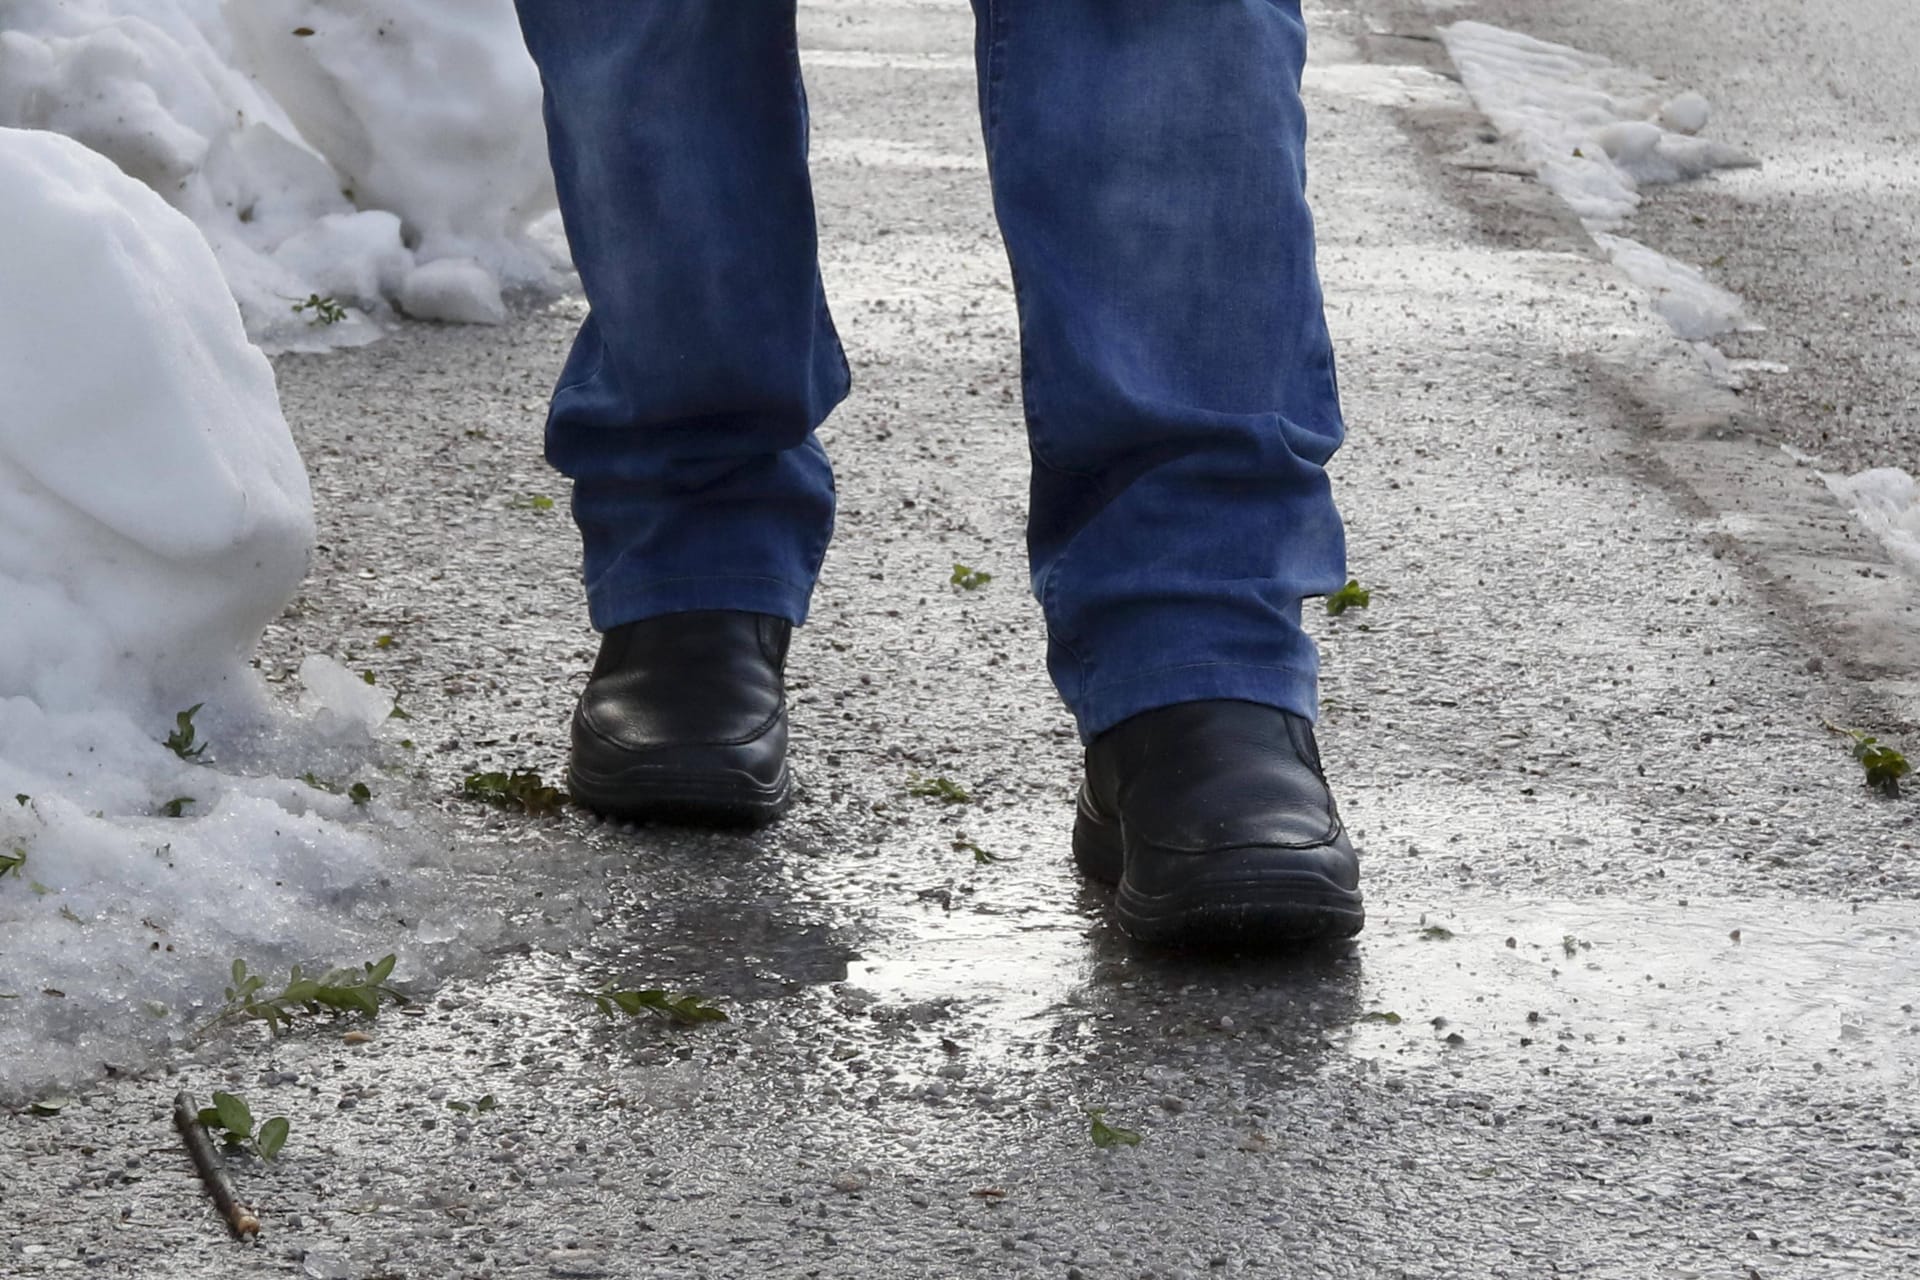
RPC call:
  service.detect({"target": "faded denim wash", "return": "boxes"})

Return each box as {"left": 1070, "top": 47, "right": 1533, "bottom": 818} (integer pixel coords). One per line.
{"left": 514, "top": 0, "right": 1348, "bottom": 740}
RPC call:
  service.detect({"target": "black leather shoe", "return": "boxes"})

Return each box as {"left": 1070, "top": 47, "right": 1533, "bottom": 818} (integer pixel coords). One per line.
{"left": 1073, "top": 700, "right": 1364, "bottom": 947}
{"left": 568, "top": 611, "right": 793, "bottom": 826}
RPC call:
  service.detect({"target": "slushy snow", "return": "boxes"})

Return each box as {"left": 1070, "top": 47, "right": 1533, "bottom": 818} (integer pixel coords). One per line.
{"left": 1439, "top": 20, "right": 1760, "bottom": 348}
{"left": 0, "top": 0, "right": 562, "bottom": 352}
{"left": 0, "top": 128, "right": 487, "bottom": 1098}
{"left": 1823, "top": 468, "right": 1920, "bottom": 580}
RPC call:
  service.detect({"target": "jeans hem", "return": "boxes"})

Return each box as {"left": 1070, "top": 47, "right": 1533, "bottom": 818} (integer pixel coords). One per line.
{"left": 586, "top": 575, "right": 815, "bottom": 633}
{"left": 1070, "top": 662, "right": 1320, "bottom": 744}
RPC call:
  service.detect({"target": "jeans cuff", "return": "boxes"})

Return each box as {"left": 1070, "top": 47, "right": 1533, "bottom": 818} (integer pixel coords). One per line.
{"left": 1069, "top": 661, "right": 1320, "bottom": 744}
{"left": 586, "top": 574, "right": 815, "bottom": 633}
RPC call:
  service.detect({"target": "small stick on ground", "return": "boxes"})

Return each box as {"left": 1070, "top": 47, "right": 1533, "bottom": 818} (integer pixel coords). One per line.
{"left": 172, "top": 1091, "right": 259, "bottom": 1238}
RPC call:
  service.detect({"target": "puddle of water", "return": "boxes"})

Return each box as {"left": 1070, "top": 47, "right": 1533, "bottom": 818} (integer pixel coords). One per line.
{"left": 1354, "top": 896, "right": 1920, "bottom": 1091}
{"left": 840, "top": 885, "right": 1918, "bottom": 1096}
{"left": 843, "top": 900, "right": 1095, "bottom": 1037}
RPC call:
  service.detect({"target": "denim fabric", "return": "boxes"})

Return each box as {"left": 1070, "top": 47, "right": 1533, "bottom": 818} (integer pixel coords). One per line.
{"left": 515, "top": 0, "right": 1348, "bottom": 741}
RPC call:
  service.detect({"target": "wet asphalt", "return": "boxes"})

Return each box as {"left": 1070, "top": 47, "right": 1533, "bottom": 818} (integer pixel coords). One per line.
{"left": 4, "top": 2, "right": 1918, "bottom": 1277}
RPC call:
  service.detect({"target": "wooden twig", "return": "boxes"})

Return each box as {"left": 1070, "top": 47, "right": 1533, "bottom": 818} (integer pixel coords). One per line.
{"left": 172, "top": 1092, "right": 259, "bottom": 1238}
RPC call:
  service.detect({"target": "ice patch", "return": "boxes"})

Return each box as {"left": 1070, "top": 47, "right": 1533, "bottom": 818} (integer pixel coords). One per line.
{"left": 0, "top": 129, "right": 478, "bottom": 1099}
{"left": 398, "top": 257, "right": 511, "bottom": 326}
{"left": 1438, "top": 20, "right": 1759, "bottom": 351}
{"left": 1822, "top": 468, "right": 1920, "bottom": 578}
{"left": 297, "top": 656, "right": 397, "bottom": 737}
{"left": 1589, "top": 232, "right": 1754, "bottom": 342}
{"left": 0, "top": 0, "right": 563, "bottom": 352}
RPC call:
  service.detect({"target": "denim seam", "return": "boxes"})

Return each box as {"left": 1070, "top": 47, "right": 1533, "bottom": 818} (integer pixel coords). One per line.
{"left": 1037, "top": 514, "right": 1094, "bottom": 709}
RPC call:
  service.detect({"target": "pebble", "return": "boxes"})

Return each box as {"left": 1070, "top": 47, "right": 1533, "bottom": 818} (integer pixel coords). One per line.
{"left": 546, "top": 1248, "right": 611, "bottom": 1278}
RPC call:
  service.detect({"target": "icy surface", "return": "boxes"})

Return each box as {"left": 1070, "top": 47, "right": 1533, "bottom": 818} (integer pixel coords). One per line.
{"left": 0, "top": 130, "right": 475, "bottom": 1098}
{"left": 0, "top": 0, "right": 561, "bottom": 352}
{"left": 1823, "top": 467, "right": 1920, "bottom": 578}
{"left": 1439, "top": 20, "right": 1758, "bottom": 345}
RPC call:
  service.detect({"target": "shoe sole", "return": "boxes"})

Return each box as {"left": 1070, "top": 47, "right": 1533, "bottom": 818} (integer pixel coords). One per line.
{"left": 1073, "top": 802, "right": 1365, "bottom": 948}
{"left": 567, "top": 759, "right": 793, "bottom": 829}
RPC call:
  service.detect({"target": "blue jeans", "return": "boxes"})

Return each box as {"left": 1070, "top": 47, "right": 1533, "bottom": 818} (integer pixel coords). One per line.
{"left": 515, "top": 0, "right": 1348, "bottom": 741}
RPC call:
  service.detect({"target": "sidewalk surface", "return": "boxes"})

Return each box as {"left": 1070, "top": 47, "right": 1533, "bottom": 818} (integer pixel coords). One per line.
{"left": 6, "top": 3, "right": 1916, "bottom": 1277}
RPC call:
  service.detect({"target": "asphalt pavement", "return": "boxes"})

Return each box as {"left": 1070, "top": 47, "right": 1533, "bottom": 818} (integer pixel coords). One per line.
{"left": 5, "top": 2, "right": 1917, "bottom": 1277}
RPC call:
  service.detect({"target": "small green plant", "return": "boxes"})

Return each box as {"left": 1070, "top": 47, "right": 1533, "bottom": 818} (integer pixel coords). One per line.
{"left": 1088, "top": 1109, "right": 1143, "bottom": 1149}
{"left": 1837, "top": 726, "right": 1911, "bottom": 798}
{"left": 953, "top": 836, "right": 1004, "bottom": 865}
{"left": 13, "top": 794, "right": 28, "bottom": 806}
{"left": 446, "top": 1094, "right": 498, "bottom": 1115}
{"left": 165, "top": 704, "right": 208, "bottom": 760}
{"left": 0, "top": 844, "right": 25, "bottom": 878}
{"left": 462, "top": 768, "right": 569, "bottom": 816}
{"left": 205, "top": 954, "right": 405, "bottom": 1038}
{"left": 908, "top": 774, "right": 971, "bottom": 805}
{"left": 508, "top": 495, "right": 557, "bottom": 511}
{"left": 1360, "top": 1011, "right": 1403, "bottom": 1026}
{"left": 196, "top": 1091, "right": 290, "bottom": 1160}
{"left": 157, "top": 797, "right": 195, "bottom": 819}
{"left": 584, "top": 985, "right": 728, "bottom": 1026}
{"left": 1325, "top": 580, "right": 1372, "bottom": 616}
{"left": 950, "top": 563, "right": 993, "bottom": 591}
{"left": 291, "top": 293, "right": 347, "bottom": 326}
{"left": 1419, "top": 924, "right": 1455, "bottom": 941}
{"left": 349, "top": 782, "right": 372, "bottom": 807}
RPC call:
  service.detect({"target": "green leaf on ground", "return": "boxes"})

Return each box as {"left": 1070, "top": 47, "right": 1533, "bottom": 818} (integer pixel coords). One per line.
{"left": 461, "top": 768, "right": 569, "bottom": 816}
{"left": 1840, "top": 726, "right": 1911, "bottom": 798}
{"left": 157, "top": 797, "right": 195, "bottom": 819}
{"left": 292, "top": 293, "right": 347, "bottom": 326}
{"left": 165, "top": 704, "right": 207, "bottom": 760}
{"left": 255, "top": 1116, "right": 290, "bottom": 1160}
{"left": 586, "top": 986, "right": 728, "bottom": 1026}
{"left": 205, "top": 1091, "right": 253, "bottom": 1140}
{"left": 1325, "top": 580, "right": 1372, "bottom": 616}
{"left": 950, "top": 563, "right": 993, "bottom": 591}
{"left": 953, "top": 837, "right": 1005, "bottom": 865}
{"left": 1088, "top": 1109, "right": 1143, "bottom": 1149}
{"left": 202, "top": 953, "right": 405, "bottom": 1039}
{"left": 908, "top": 774, "right": 971, "bottom": 805}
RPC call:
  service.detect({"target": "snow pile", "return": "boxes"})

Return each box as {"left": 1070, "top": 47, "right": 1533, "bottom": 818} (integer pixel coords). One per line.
{"left": 0, "top": 0, "right": 560, "bottom": 353}
{"left": 1823, "top": 468, "right": 1920, "bottom": 578}
{"left": 1438, "top": 21, "right": 1760, "bottom": 345}
{"left": 0, "top": 129, "right": 484, "bottom": 1098}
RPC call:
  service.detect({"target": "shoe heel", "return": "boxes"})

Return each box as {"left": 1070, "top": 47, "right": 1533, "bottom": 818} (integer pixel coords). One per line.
{"left": 1071, "top": 793, "right": 1123, "bottom": 886}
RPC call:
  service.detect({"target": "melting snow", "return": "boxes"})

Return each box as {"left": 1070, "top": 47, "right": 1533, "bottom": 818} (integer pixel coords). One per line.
{"left": 0, "top": 0, "right": 562, "bottom": 352}
{"left": 0, "top": 129, "right": 486, "bottom": 1099}
{"left": 1438, "top": 20, "right": 1759, "bottom": 347}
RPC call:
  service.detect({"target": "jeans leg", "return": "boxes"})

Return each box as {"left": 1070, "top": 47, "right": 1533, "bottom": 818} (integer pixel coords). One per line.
{"left": 516, "top": 2, "right": 847, "bottom": 630}
{"left": 970, "top": 0, "right": 1348, "bottom": 741}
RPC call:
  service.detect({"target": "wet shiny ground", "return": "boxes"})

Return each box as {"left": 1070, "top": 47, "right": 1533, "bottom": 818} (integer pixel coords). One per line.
{"left": 6, "top": 2, "right": 1918, "bottom": 1277}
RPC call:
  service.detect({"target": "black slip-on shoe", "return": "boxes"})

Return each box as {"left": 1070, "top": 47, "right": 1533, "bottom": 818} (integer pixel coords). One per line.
{"left": 1073, "top": 700, "right": 1365, "bottom": 948}
{"left": 568, "top": 610, "right": 793, "bottom": 827}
